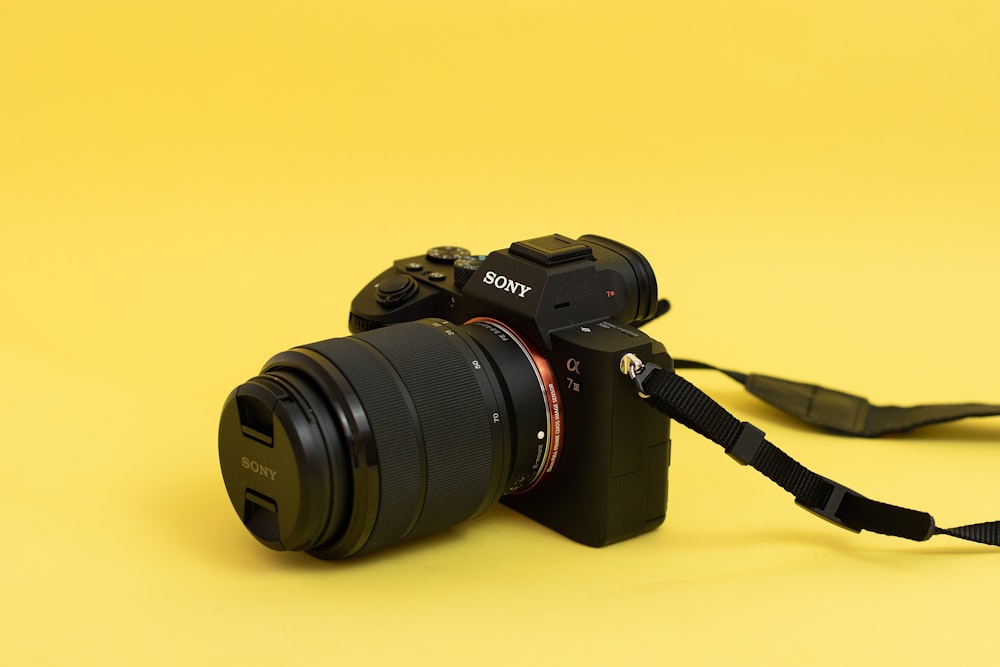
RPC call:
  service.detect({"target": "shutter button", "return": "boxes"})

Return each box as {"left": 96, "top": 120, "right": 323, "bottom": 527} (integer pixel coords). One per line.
{"left": 376, "top": 274, "right": 419, "bottom": 305}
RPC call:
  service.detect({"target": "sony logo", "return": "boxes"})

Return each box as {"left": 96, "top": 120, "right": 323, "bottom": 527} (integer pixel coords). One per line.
{"left": 241, "top": 456, "right": 278, "bottom": 481}
{"left": 482, "top": 270, "right": 533, "bottom": 298}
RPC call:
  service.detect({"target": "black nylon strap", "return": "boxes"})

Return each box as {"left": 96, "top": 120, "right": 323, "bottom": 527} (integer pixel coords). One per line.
{"left": 674, "top": 359, "right": 1000, "bottom": 437}
{"left": 637, "top": 364, "right": 1000, "bottom": 548}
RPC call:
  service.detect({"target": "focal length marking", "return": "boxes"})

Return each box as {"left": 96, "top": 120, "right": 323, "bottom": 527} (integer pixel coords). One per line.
{"left": 482, "top": 270, "right": 533, "bottom": 298}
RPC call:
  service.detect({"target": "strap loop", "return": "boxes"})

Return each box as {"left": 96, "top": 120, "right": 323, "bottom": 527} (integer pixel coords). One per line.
{"left": 620, "top": 352, "right": 659, "bottom": 399}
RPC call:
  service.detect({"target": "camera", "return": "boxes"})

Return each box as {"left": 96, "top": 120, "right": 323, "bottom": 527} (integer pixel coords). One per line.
{"left": 218, "top": 234, "right": 673, "bottom": 559}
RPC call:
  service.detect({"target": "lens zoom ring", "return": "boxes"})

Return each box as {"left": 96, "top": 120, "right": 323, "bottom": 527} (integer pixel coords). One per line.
{"left": 357, "top": 323, "right": 497, "bottom": 539}
{"left": 307, "top": 338, "right": 425, "bottom": 554}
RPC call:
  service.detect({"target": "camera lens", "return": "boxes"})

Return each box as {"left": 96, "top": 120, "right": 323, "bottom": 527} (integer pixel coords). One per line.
{"left": 218, "top": 319, "right": 561, "bottom": 559}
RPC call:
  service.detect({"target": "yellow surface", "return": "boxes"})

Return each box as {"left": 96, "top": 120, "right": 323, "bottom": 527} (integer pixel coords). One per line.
{"left": 3, "top": 1, "right": 1000, "bottom": 664}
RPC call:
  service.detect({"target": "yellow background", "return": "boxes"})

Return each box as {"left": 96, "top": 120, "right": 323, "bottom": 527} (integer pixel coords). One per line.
{"left": 3, "top": 1, "right": 999, "bottom": 664}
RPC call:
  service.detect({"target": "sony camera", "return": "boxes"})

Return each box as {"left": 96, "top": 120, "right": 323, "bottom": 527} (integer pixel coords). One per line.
{"left": 218, "top": 234, "right": 673, "bottom": 559}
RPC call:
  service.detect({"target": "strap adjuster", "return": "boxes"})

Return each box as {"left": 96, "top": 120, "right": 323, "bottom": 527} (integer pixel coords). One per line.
{"left": 726, "top": 422, "right": 765, "bottom": 465}
{"left": 795, "top": 477, "right": 864, "bottom": 534}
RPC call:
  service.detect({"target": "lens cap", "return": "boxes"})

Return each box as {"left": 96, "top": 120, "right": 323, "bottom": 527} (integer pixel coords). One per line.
{"left": 218, "top": 375, "right": 338, "bottom": 551}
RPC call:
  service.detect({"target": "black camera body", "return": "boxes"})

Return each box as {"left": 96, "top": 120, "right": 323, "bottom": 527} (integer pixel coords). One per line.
{"left": 349, "top": 234, "right": 673, "bottom": 547}
{"left": 218, "top": 233, "right": 672, "bottom": 558}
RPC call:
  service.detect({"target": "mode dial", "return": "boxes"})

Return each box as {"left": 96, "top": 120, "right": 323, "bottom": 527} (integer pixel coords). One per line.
{"left": 426, "top": 246, "right": 470, "bottom": 264}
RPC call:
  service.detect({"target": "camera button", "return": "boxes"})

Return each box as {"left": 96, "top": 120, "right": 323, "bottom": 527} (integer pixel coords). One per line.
{"left": 404, "top": 262, "right": 424, "bottom": 272}
{"left": 428, "top": 272, "right": 447, "bottom": 282}
{"left": 376, "top": 274, "right": 419, "bottom": 305}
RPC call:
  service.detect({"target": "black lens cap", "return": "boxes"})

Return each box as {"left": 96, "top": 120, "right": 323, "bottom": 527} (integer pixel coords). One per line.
{"left": 218, "top": 376, "right": 336, "bottom": 551}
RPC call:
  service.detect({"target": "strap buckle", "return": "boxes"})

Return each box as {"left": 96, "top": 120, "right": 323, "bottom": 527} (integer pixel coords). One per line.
{"left": 795, "top": 477, "right": 864, "bottom": 534}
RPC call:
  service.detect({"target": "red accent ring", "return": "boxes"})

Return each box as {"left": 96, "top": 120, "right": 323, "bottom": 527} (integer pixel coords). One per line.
{"left": 465, "top": 318, "right": 562, "bottom": 493}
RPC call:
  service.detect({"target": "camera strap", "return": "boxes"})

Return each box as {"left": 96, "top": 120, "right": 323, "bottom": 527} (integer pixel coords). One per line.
{"left": 674, "top": 358, "right": 1000, "bottom": 437}
{"left": 621, "top": 355, "right": 1000, "bottom": 548}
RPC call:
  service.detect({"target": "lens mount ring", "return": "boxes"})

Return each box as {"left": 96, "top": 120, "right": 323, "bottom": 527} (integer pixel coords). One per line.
{"left": 466, "top": 317, "right": 562, "bottom": 494}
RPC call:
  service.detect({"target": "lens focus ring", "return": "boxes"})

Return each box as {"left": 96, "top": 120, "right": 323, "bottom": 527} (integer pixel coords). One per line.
{"left": 303, "top": 321, "right": 506, "bottom": 555}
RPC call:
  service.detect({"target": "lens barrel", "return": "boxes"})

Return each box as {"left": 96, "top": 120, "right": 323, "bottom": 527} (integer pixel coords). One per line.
{"left": 218, "top": 319, "right": 559, "bottom": 558}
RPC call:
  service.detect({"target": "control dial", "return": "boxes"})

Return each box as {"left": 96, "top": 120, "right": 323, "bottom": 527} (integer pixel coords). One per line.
{"left": 454, "top": 255, "right": 486, "bottom": 289}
